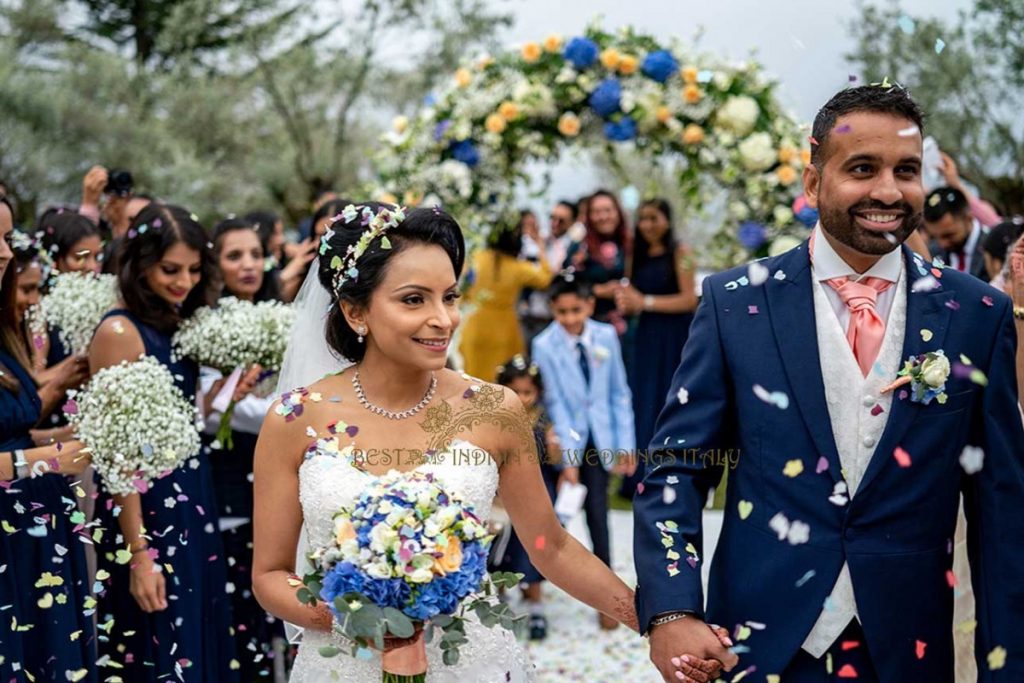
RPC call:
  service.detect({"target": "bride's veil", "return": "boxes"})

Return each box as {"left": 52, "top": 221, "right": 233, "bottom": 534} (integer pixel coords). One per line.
{"left": 275, "top": 256, "right": 352, "bottom": 643}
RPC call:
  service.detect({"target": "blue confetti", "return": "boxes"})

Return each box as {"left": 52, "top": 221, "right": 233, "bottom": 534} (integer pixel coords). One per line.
{"left": 935, "top": 38, "right": 946, "bottom": 54}
{"left": 697, "top": 69, "right": 714, "bottom": 83}
{"left": 898, "top": 15, "right": 915, "bottom": 35}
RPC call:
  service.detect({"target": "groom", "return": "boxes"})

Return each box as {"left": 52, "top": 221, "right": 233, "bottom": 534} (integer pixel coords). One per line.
{"left": 635, "top": 85, "right": 1024, "bottom": 682}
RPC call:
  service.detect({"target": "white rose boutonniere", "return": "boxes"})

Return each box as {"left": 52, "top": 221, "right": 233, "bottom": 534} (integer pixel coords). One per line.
{"left": 592, "top": 345, "right": 611, "bottom": 363}
{"left": 881, "top": 350, "right": 950, "bottom": 405}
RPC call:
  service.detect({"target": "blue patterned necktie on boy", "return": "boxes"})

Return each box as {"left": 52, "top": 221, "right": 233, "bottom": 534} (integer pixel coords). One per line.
{"left": 577, "top": 341, "right": 591, "bottom": 386}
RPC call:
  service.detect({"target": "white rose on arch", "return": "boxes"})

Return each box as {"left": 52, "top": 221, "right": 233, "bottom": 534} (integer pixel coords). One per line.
{"left": 716, "top": 95, "right": 760, "bottom": 136}
{"left": 738, "top": 132, "right": 777, "bottom": 171}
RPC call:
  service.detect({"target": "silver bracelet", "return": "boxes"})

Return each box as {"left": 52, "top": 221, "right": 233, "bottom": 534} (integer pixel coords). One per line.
{"left": 648, "top": 611, "right": 689, "bottom": 629}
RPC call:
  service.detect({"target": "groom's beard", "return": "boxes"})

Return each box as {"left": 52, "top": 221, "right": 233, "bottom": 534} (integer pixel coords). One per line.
{"left": 819, "top": 199, "right": 921, "bottom": 256}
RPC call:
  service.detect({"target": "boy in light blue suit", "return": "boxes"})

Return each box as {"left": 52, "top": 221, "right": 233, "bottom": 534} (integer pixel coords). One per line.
{"left": 531, "top": 273, "right": 636, "bottom": 628}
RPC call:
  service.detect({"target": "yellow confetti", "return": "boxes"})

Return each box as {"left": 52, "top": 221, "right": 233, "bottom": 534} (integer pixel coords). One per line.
{"left": 666, "top": 549, "right": 680, "bottom": 561}
{"left": 684, "top": 543, "right": 698, "bottom": 555}
{"left": 286, "top": 577, "right": 302, "bottom": 587}
{"left": 736, "top": 624, "right": 752, "bottom": 641}
{"left": 35, "top": 572, "right": 64, "bottom": 588}
{"left": 783, "top": 459, "right": 804, "bottom": 477}
{"left": 230, "top": 660, "right": 241, "bottom": 670}
{"left": 767, "top": 677, "right": 781, "bottom": 683}
{"left": 2, "top": 520, "right": 16, "bottom": 534}
{"left": 36, "top": 592, "right": 54, "bottom": 609}
{"left": 667, "top": 566, "right": 680, "bottom": 577}
{"left": 67, "top": 670, "right": 89, "bottom": 682}
{"left": 988, "top": 646, "right": 1007, "bottom": 670}
{"left": 114, "top": 549, "right": 132, "bottom": 565}
{"left": 70, "top": 629, "right": 82, "bottom": 641}
{"left": 956, "top": 619, "right": 977, "bottom": 634}
{"left": 95, "top": 569, "right": 111, "bottom": 581}
{"left": 164, "top": 563, "right": 174, "bottom": 574}
{"left": 55, "top": 593, "right": 67, "bottom": 605}
{"left": 310, "top": 392, "right": 323, "bottom": 402}
{"left": 920, "top": 329, "right": 933, "bottom": 342}
{"left": 738, "top": 500, "right": 754, "bottom": 519}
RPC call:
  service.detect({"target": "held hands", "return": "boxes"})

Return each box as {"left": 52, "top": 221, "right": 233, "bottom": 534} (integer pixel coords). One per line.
{"left": 130, "top": 553, "right": 168, "bottom": 612}
{"left": 649, "top": 615, "right": 739, "bottom": 683}
{"left": 611, "top": 450, "right": 639, "bottom": 477}
{"left": 614, "top": 284, "right": 645, "bottom": 315}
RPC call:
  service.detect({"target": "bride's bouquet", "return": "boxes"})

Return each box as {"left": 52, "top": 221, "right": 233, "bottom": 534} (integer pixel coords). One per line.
{"left": 64, "top": 355, "right": 201, "bottom": 496}
{"left": 299, "top": 470, "right": 524, "bottom": 682}
{"left": 34, "top": 271, "right": 118, "bottom": 354}
{"left": 171, "top": 297, "right": 294, "bottom": 447}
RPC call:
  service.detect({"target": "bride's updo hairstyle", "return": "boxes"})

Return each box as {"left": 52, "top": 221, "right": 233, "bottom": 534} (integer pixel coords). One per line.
{"left": 317, "top": 202, "right": 465, "bottom": 362}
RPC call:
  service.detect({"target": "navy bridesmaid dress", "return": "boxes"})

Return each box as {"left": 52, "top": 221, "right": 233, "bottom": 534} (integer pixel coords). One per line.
{"left": 92, "top": 310, "right": 238, "bottom": 682}
{"left": 622, "top": 250, "right": 694, "bottom": 496}
{"left": 0, "top": 349, "right": 97, "bottom": 681}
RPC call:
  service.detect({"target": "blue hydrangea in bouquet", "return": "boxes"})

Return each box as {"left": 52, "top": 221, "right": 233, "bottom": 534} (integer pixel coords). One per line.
{"left": 298, "top": 470, "right": 524, "bottom": 682}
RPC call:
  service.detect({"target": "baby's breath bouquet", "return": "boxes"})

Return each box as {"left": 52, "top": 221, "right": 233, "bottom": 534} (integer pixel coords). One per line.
{"left": 64, "top": 355, "right": 201, "bottom": 496}
{"left": 38, "top": 271, "right": 118, "bottom": 354}
{"left": 171, "top": 297, "right": 294, "bottom": 447}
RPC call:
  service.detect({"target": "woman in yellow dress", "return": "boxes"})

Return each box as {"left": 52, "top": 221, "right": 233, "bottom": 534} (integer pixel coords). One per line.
{"left": 459, "top": 212, "right": 552, "bottom": 381}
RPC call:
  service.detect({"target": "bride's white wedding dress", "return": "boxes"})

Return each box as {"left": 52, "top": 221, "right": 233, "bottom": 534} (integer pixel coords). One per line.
{"left": 289, "top": 438, "right": 535, "bottom": 682}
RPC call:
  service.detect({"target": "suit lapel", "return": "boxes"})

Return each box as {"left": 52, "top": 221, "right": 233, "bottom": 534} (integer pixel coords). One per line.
{"left": 764, "top": 243, "right": 844, "bottom": 484}
{"left": 855, "top": 247, "right": 955, "bottom": 496}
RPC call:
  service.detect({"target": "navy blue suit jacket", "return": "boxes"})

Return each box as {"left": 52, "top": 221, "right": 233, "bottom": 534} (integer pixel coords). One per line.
{"left": 633, "top": 241, "right": 1024, "bottom": 680}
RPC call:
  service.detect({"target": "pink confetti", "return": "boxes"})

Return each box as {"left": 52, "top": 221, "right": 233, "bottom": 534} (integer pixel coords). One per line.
{"left": 636, "top": 483, "right": 645, "bottom": 495}
{"left": 62, "top": 399, "right": 78, "bottom": 415}
{"left": 816, "top": 456, "right": 829, "bottom": 474}
{"left": 870, "top": 404, "right": 884, "bottom": 416}
{"left": 982, "top": 296, "right": 993, "bottom": 307}
{"left": 686, "top": 557, "right": 698, "bottom": 569}
{"left": 945, "top": 299, "right": 960, "bottom": 311}
{"left": 835, "top": 124, "right": 851, "bottom": 133}
{"left": 808, "top": 135, "right": 819, "bottom": 146}
{"left": 748, "top": 305, "right": 759, "bottom": 315}
{"left": 893, "top": 447, "right": 912, "bottom": 468}
{"left": 898, "top": 389, "right": 909, "bottom": 400}
{"left": 946, "top": 570, "right": 957, "bottom": 587}
{"left": 534, "top": 535, "right": 546, "bottom": 551}
{"left": 916, "top": 640, "right": 927, "bottom": 659}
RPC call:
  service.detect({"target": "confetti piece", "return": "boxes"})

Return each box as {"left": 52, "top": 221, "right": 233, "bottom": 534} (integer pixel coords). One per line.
{"left": 816, "top": 456, "right": 829, "bottom": 474}
{"left": 981, "top": 295, "right": 993, "bottom": 307}
{"left": 735, "top": 625, "right": 752, "bottom": 641}
{"left": 920, "top": 329, "right": 933, "bottom": 342}
{"left": 841, "top": 640, "right": 860, "bottom": 651}
{"left": 783, "top": 459, "right": 804, "bottom": 477}
{"left": 897, "top": 15, "right": 915, "bottom": 34}
{"left": 946, "top": 570, "right": 958, "bottom": 588}
{"left": 897, "top": 125, "right": 920, "bottom": 137}
{"left": 662, "top": 486, "right": 677, "bottom": 504}
{"left": 534, "top": 535, "right": 546, "bottom": 550}
{"left": 753, "top": 384, "right": 790, "bottom": 409}
{"left": 893, "top": 447, "right": 912, "bottom": 468}
{"left": 837, "top": 663, "right": 858, "bottom": 678}
{"left": 774, "top": 270, "right": 786, "bottom": 281}
{"left": 945, "top": 299, "right": 961, "bottom": 311}
{"left": 677, "top": 387, "right": 689, "bottom": 405}
{"left": 960, "top": 446, "right": 984, "bottom": 474}
{"left": 748, "top": 305, "right": 759, "bottom": 315}
{"left": 738, "top": 500, "right": 753, "bottom": 519}
{"left": 870, "top": 404, "right": 884, "bottom": 417}
{"left": 916, "top": 640, "right": 927, "bottom": 659}
{"left": 847, "top": 74, "right": 857, "bottom": 83}
{"left": 911, "top": 275, "right": 940, "bottom": 293}
{"left": 987, "top": 646, "right": 1007, "bottom": 670}
{"left": 808, "top": 135, "right": 819, "bottom": 146}
{"left": 748, "top": 262, "right": 770, "bottom": 286}
{"left": 636, "top": 482, "right": 644, "bottom": 495}
{"left": 795, "top": 570, "right": 816, "bottom": 587}
{"left": 935, "top": 38, "right": 946, "bottom": 54}
{"left": 835, "top": 124, "right": 851, "bottom": 134}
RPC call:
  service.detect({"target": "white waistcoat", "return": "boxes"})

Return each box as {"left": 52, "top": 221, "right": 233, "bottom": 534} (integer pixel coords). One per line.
{"left": 801, "top": 264, "right": 908, "bottom": 657}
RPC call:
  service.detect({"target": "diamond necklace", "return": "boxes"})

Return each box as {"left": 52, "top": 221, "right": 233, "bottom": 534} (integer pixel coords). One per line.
{"left": 351, "top": 367, "right": 437, "bottom": 420}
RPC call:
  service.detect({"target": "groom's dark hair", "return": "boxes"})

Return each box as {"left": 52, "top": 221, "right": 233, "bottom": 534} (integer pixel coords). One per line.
{"left": 811, "top": 84, "right": 925, "bottom": 168}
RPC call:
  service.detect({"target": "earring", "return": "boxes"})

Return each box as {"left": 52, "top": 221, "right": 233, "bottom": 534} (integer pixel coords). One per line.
{"left": 357, "top": 326, "right": 366, "bottom": 344}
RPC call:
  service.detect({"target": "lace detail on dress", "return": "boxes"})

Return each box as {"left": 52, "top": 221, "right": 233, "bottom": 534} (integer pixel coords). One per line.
{"left": 291, "top": 439, "right": 534, "bottom": 682}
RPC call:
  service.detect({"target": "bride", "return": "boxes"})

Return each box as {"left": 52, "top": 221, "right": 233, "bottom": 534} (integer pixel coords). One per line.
{"left": 251, "top": 204, "right": 722, "bottom": 682}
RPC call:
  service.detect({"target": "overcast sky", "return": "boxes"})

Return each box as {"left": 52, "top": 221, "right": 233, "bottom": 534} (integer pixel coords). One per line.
{"left": 485, "top": 0, "right": 971, "bottom": 214}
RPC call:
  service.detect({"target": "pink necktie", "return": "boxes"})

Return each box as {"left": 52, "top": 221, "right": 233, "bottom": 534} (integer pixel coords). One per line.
{"left": 825, "top": 276, "right": 893, "bottom": 377}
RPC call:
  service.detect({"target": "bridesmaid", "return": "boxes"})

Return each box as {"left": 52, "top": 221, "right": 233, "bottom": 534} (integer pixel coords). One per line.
{"left": 614, "top": 199, "right": 697, "bottom": 496}
{"left": 88, "top": 203, "right": 239, "bottom": 681}
{"left": 564, "top": 189, "right": 632, "bottom": 335}
{"left": 0, "top": 195, "right": 97, "bottom": 681}
{"left": 200, "top": 216, "right": 287, "bottom": 680}
{"left": 35, "top": 211, "right": 100, "bottom": 422}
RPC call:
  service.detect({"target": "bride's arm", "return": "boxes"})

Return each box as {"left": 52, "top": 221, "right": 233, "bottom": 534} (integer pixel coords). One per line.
{"left": 493, "top": 390, "right": 640, "bottom": 632}
{"left": 251, "top": 402, "right": 333, "bottom": 632}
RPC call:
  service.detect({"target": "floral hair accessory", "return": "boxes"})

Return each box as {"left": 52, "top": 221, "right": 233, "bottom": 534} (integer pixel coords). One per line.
{"left": 881, "top": 349, "right": 950, "bottom": 405}
{"left": 322, "top": 203, "right": 406, "bottom": 293}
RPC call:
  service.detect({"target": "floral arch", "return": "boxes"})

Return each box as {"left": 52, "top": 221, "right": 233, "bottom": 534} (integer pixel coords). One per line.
{"left": 374, "top": 24, "right": 816, "bottom": 268}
